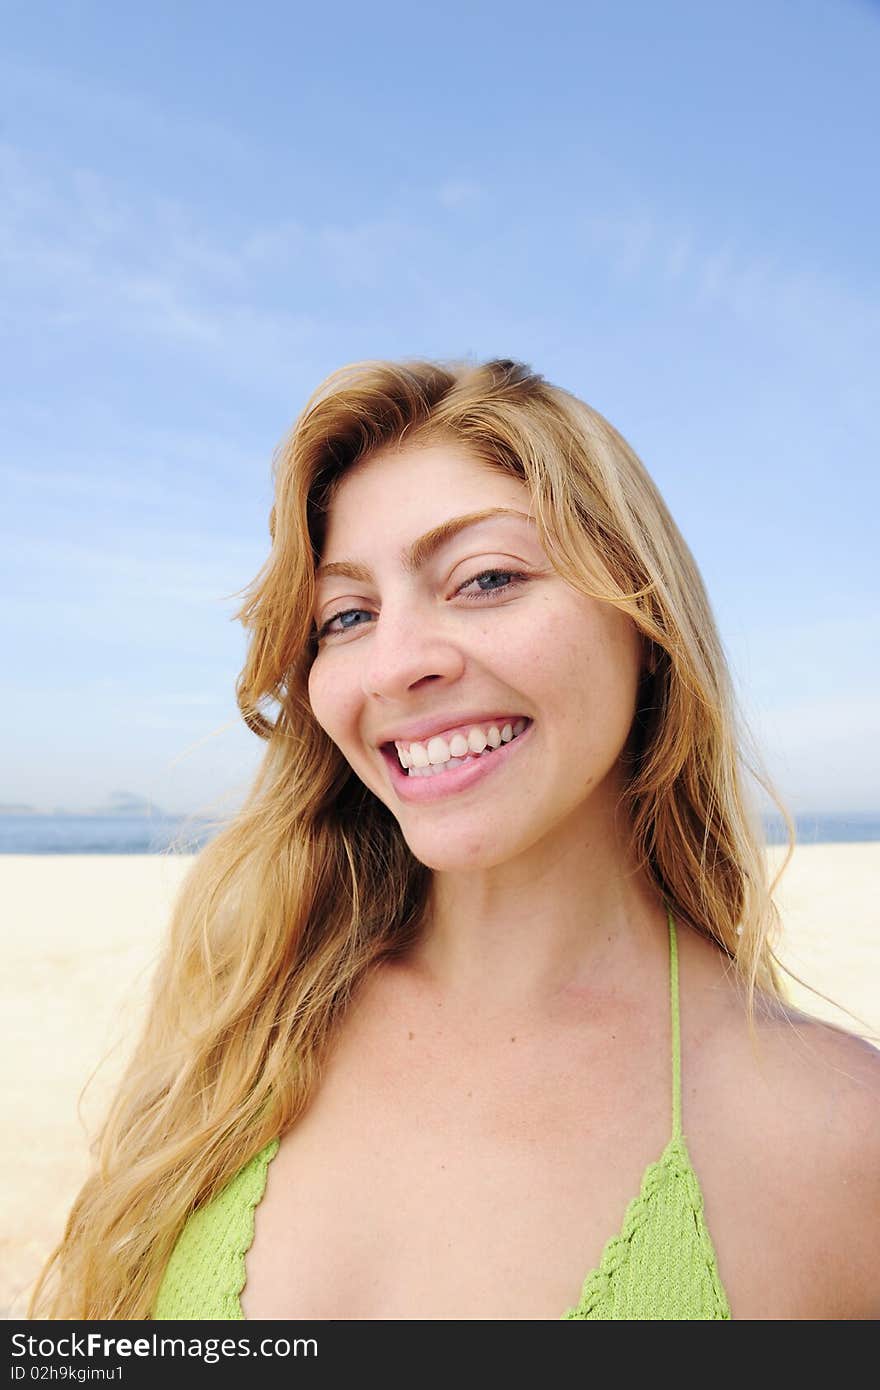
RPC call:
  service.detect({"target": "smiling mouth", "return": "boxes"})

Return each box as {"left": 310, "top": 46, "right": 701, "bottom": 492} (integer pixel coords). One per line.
{"left": 380, "top": 718, "right": 533, "bottom": 779}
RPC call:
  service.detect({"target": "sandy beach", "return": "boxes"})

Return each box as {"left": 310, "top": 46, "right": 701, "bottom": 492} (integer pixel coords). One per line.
{"left": 3, "top": 844, "right": 878, "bottom": 1318}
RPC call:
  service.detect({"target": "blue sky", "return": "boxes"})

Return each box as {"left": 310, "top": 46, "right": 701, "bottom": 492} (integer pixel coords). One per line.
{"left": 2, "top": 0, "right": 878, "bottom": 815}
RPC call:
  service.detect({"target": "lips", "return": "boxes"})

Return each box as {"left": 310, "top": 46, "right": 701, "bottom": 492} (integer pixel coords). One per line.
{"left": 378, "top": 716, "right": 535, "bottom": 804}
{"left": 387, "top": 717, "right": 531, "bottom": 769}
{"left": 375, "top": 713, "right": 531, "bottom": 750}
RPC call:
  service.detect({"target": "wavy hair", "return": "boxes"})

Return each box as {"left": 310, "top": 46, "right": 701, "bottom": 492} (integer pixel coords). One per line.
{"left": 32, "top": 355, "right": 847, "bottom": 1318}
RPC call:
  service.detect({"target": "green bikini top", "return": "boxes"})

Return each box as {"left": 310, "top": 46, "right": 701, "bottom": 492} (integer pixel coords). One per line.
{"left": 154, "top": 907, "right": 732, "bottom": 1320}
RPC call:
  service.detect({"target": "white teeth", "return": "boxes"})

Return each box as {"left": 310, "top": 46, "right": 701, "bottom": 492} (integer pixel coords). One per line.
{"left": 427, "top": 736, "right": 449, "bottom": 765}
{"left": 395, "top": 718, "right": 530, "bottom": 775}
{"left": 409, "top": 756, "right": 473, "bottom": 778}
{"left": 467, "top": 727, "right": 488, "bottom": 754}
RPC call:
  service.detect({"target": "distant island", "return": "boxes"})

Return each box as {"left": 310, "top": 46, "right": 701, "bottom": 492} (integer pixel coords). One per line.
{"left": 89, "top": 791, "right": 168, "bottom": 818}
{"left": 0, "top": 791, "right": 175, "bottom": 818}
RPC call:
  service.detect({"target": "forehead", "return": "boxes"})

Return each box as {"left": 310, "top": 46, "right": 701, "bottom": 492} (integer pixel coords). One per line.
{"left": 318, "top": 443, "right": 534, "bottom": 558}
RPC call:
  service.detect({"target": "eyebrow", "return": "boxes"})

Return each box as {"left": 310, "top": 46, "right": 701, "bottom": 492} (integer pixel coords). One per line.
{"left": 315, "top": 507, "right": 536, "bottom": 585}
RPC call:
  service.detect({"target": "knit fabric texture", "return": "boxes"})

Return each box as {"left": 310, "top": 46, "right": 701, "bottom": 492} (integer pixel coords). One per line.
{"left": 153, "top": 1138, "right": 279, "bottom": 1321}
{"left": 153, "top": 907, "right": 732, "bottom": 1321}
{"left": 560, "top": 1131, "right": 730, "bottom": 1318}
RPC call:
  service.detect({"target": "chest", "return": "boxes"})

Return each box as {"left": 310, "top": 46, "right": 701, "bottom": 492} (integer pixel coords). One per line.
{"left": 238, "top": 986, "right": 834, "bottom": 1321}
{"left": 242, "top": 999, "right": 689, "bottom": 1319}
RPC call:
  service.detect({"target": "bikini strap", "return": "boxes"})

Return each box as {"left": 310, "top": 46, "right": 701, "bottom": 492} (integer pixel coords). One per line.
{"left": 666, "top": 901, "right": 683, "bottom": 1141}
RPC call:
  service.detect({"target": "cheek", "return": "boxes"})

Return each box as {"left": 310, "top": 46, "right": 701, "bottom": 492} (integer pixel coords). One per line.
{"left": 537, "top": 603, "right": 641, "bottom": 726}
{"left": 520, "top": 602, "right": 598, "bottom": 689}
{"left": 307, "top": 659, "right": 342, "bottom": 739}
{"left": 308, "top": 657, "right": 367, "bottom": 758}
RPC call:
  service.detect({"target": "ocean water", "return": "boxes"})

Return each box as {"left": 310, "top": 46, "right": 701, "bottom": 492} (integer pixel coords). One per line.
{"left": 761, "top": 813, "right": 880, "bottom": 846}
{"left": 0, "top": 815, "right": 218, "bottom": 855}
{"left": 0, "top": 811, "right": 878, "bottom": 854}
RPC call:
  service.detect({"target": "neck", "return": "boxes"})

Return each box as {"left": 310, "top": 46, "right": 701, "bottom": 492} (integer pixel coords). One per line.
{"left": 401, "top": 802, "right": 669, "bottom": 1024}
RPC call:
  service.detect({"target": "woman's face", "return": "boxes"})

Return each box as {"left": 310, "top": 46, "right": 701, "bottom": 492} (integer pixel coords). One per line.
{"left": 307, "top": 441, "right": 645, "bottom": 872}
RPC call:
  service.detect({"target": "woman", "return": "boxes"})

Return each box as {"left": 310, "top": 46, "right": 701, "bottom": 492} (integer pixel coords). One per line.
{"left": 32, "top": 357, "right": 879, "bottom": 1320}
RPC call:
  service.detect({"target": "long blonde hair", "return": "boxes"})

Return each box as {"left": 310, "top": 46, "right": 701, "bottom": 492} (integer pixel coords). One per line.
{"left": 32, "top": 355, "right": 832, "bottom": 1318}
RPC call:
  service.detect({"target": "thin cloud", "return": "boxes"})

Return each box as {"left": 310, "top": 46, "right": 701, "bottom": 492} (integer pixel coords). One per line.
{"left": 148, "top": 693, "right": 225, "bottom": 708}
{"left": 0, "top": 55, "right": 254, "bottom": 167}
{"left": 663, "top": 230, "right": 693, "bottom": 282}
{"left": 0, "top": 141, "right": 416, "bottom": 357}
{"left": 435, "top": 180, "right": 486, "bottom": 209}
{"left": 579, "top": 204, "right": 879, "bottom": 356}
{"left": 5, "top": 529, "right": 262, "bottom": 608}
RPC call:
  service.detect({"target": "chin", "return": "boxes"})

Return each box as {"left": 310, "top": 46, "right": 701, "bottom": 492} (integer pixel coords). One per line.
{"left": 399, "top": 827, "right": 526, "bottom": 875}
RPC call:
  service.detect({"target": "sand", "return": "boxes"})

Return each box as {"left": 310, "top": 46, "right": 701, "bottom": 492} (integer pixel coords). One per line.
{"left": 2, "top": 844, "right": 878, "bottom": 1318}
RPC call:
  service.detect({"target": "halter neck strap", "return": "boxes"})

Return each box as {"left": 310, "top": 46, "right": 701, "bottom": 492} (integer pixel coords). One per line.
{"left": 666, "top": 902, "right": 683, "bottom": 1141}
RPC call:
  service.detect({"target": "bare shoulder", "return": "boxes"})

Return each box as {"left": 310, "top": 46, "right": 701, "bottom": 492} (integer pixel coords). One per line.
{"left": 675, "top": 927, "right": 880, "bottom": 1317}
{"left": 696, "top": 953, "right": 879, "bottom": 1315}
{"left": 730, "top": 991, "right": 880, "bottom": 1142}
{"left": 757, "top": 1015, "right": 878, "bottom": 1315}
{"left": 756, "top": 1010, "right": 880, "bottom": 1190}
{"left": 682, "top": 924, "right": 880, "bottom": 1122}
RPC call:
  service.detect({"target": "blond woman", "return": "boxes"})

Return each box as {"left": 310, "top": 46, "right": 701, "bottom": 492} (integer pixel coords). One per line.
{"left": 33, "top": 358, "right": 880, "bottom": 1320}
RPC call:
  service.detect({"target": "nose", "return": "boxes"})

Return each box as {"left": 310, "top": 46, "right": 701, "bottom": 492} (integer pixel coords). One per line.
{"left": 359, "top": 599, "right": 466, "bottom": 702}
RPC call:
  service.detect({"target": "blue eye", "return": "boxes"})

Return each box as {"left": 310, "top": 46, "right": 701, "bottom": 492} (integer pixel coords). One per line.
{"left": 314, "top": 568, "right": 529, "bottom": 640}
{"left": 458, "top": 569, "right": 527, "bottom": 601}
